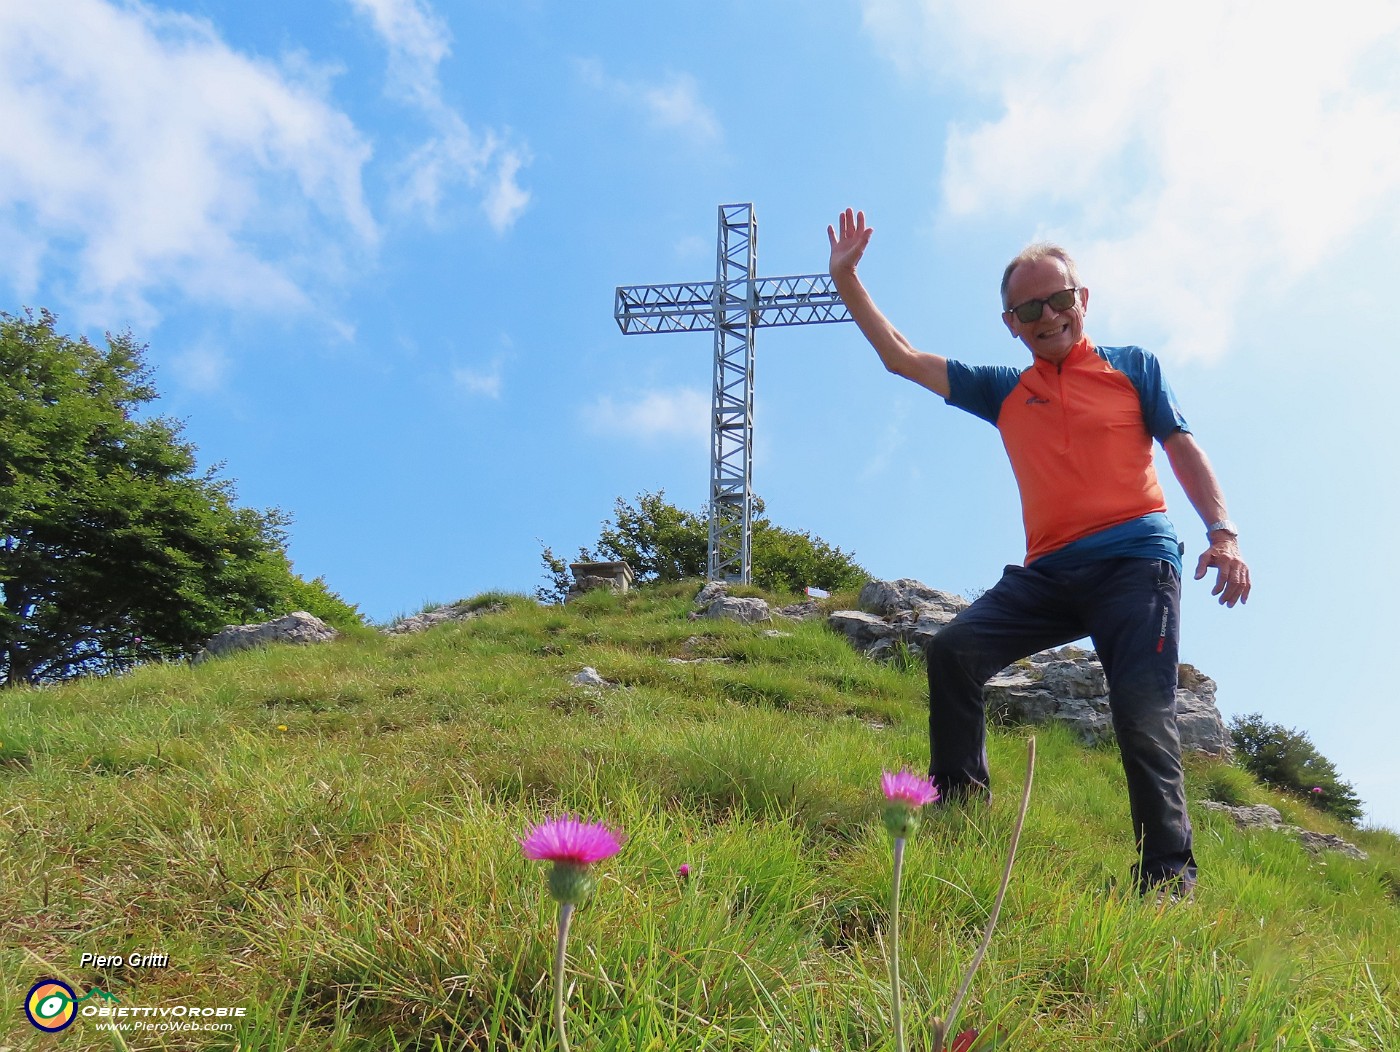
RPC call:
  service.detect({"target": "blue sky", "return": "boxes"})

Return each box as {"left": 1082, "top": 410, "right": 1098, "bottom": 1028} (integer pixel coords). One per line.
{"left": 3, "top": 1, "right": 1399, "bottom": 831}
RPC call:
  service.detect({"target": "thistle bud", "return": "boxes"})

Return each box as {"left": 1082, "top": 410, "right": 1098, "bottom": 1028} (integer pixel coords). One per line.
{"left": 548, "top": 862, "right": 596, "bottom": 906}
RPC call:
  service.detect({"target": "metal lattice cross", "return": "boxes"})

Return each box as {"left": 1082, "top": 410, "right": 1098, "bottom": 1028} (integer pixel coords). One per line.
{"left": 614, "top": 203, "right": 852, "bottom": 583}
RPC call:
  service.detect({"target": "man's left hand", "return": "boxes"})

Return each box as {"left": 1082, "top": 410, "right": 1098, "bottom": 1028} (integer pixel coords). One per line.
{"left": 1194, "top": 537, "right": 1251, "bottom": 607}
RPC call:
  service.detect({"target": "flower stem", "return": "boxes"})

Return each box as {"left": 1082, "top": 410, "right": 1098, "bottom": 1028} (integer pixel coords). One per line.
{"left": 890, "top": 835, "right": 907, "bottom": 1052}
{"left": 553, "top": 901, "right": 575, "bottom": 1052}
{"left": 934, "top": 736, "right": 1037, "bottom": 1052}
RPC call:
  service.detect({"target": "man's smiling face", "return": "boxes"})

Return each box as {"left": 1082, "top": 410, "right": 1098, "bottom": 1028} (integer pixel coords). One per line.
{"left": 1002, "top": 256, "right": 1088, "bottom": 364}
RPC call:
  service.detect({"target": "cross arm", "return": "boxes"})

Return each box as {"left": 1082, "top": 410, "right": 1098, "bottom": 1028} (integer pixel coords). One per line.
{"left": 614, "top": 273, "right": 851, "bottom": 335}
{"left": 614, "top": 281, "right": 718, "bottom": 334}
{"left": 751, "top": 274, "right": 851, "bottom": 328}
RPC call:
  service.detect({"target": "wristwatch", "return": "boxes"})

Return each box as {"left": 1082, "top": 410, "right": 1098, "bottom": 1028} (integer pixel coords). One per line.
{"left": 1206, "top": 519, "right": 1238, "bottom": 538}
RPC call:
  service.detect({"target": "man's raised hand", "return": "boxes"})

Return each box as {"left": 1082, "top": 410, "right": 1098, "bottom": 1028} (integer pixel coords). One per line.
{"left": 828, "top": 208, "right": 874, "bottom": 278}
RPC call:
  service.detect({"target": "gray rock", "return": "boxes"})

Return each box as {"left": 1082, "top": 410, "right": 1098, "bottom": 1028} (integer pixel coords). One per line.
{"left": 386, "top": 601, "right": 504, "bottom": 635}
{"left": 694, "top": 582, "right": 729, "bottom": 607}
{"left": 197, "top": 612, "right": 336, "bottom": 662}
{"left": 859, "top": 579, "right": 968, "bottom": 620}
{"left": 775, "top": 599, "right": 824, "bottom": 620}
{"left": 572, "top": 667, "right": 610, "bottom": 687}
{"left": 827, "top": 610, "right": 898, "bottom": 650}
{"left": 1296, "top": 830, "right": 1369, "bottom": 861}
{"left": 1200, "top": 801, "right": 1368, "bottom": 860}
{"left": 828, "top": 580, "right": 1230, "bottom": 758}
{"left": 830, "top": 579, "right": 967, "bottom": 656}
{"left": 986, "top": 663, "right": 1114, "bottom": 745}
{"left": 1200, "top": 801, "right": 1284, "bottom": 828}
{"left": 704, "top": 597, "right": 772, "bottom": 623}
{"left": 1175, "top": 667, "right": 1230, "bottom": 756}
{"left": 987, "top": 653, "right": 1230, "bottom": 756}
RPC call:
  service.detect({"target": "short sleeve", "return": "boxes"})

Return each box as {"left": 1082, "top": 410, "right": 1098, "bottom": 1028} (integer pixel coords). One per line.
{"left": 945, "top": 360, "right": 1024, "bottom": 426}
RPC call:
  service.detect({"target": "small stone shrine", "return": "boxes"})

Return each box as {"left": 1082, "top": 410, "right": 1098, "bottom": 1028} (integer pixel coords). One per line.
{"left": 567, "top": 560, "right": 635, "bottom": 602}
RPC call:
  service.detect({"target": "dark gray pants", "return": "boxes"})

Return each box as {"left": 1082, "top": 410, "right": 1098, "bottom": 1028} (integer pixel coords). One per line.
{"left": 924, "top": 557, "right": 1195, "bottom": 890}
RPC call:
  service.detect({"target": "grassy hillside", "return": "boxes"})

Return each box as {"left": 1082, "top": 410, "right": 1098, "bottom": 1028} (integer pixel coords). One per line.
{"left": 3, "top": 582, "right": 1397, "bottom": 1051}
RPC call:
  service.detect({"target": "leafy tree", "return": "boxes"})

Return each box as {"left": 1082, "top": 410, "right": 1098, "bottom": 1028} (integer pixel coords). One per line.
{"left": 1, "top": 308, "right": 360, "bottom": 686}
{"left": 596, "top": 491, "right": 709, "bottom": 583}
{"left": 750, "top": 517, "right": 866, "bottom": 596}
{"left": 539, "top": 490, "right": 868, "bottom": 600}
{"left": 1228, "top": 712, "right": 1365, "bottom": 825}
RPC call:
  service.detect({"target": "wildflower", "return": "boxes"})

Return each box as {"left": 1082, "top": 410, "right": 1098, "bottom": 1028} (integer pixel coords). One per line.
{"left": 678, "top": 863, "right": 691, "bottom": 879}
{"left": 879, "top": 770, "right": 937, "bottom": 1052}
{"left": 277, "top": 725, "right": 288, "bottom": 732}
{"left": 1311, "top": 787, "right": 1323, "bottom": 794}
{"left": 521, "top": 815, "right": 623, "bottom": 906}
{"left": 882, "top": 769, "right": 939, "bottom": 839}
{"left": 522, "top": 816, "right": 623, "bottom": 1052}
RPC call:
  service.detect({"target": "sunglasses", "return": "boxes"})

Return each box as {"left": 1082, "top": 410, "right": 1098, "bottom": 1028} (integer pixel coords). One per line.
{"left": 1005, "top": 287, "right": 1081, "bottom": 324}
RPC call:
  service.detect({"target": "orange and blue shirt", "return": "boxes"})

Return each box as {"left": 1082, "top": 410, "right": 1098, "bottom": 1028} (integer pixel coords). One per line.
{"left": 945, "top": 338, "right": 1188, "bottom": 573}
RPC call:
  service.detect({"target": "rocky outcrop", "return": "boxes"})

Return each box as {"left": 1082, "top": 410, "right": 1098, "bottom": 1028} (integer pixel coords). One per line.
{"left": 857, "top": 578, "right": 969, "bottom": 621}
{"left": 688, "top": 583, "right": 775, "bottom": 624}
{"left": 694, "top": 582, "right": 729, "bottom": 607}
{"left": 688, "top": 583, "right": 827, "bottom": 624}
{"left": 386, "top": 601, "right": 505, "bottom": 635}
{"left": 774, "top": 599, "right": 824, "bottom": 620}
{"left": 704, "top": 596, "right": 772, "bottom": 623}
{"left": 827, "top": 579, "right": 969, "bottom": 661}
{"left": 197, "top": 611, "right": 337, "bottom": 662}
{"left": 985, "top": 648, "right": 1230, "bottom": 756}
{"left": 827, "top": 578, "right": 1229, "bottom": 756}
{"left": 1199, "top": 801, "right": 1368, "bottom": 860}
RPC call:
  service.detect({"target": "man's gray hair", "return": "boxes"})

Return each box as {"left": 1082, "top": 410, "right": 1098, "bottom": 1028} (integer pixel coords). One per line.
{"left": 1001, "top": 242, "right": 1082, "bottom": 310}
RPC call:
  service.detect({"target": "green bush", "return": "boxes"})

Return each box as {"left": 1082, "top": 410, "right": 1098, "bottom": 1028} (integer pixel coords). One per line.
{"left": 270, "top": 571, "right": 366, "bottom": 633}
{"left": 1228, "top": 713, "right": 1365, "bottom": 824}
{"left": 540, "top": 490, "right": 867, "bottom": 600}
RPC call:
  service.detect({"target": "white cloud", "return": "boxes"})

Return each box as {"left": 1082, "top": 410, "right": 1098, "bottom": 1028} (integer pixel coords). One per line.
{"left": 584, "top": 387, "right": 711, "bottom": 441}
{"left": 0, "top": 0, "right": 377, "bottom": 328}
{"left": 166, "top": 342, "right": 231, "bottom": 395}
{"left": 350, "top": 0, "right": 530, "bottom": 232}
{"left": 575, "top": 59, "right": 722, "bottom": 146}
{"left": 453, "top": 359, "right": 504, "bottom": 399}
{"left": 347, "top": 0, "right": 450, "bottom": 103}
{"left": 861, "top": 0, "right": 1400, "bottom": 361}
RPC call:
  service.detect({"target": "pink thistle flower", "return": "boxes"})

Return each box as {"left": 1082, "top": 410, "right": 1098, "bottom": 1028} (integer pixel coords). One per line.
{"left": 523, "top": 816, "right": 624, "bottom": 908}
{"left": 881, "top": 770, "right": 939, "bottom": 808}
{"left": 521, "top": 816, "right": 623, "bottom": 865}
{"left": 678, "top": 863, "right": 691, "bottom": 878}
{"left": 523, "top": 817, "right": 623, "bottom": 1052}
{"left": 1311, "top": 787, "right": 1324, "bottom": 794}
{"left": 881, "top": 770, "right": 939, "bottom": 841}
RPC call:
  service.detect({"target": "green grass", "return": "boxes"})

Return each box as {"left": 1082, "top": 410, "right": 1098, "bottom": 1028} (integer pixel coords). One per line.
{"left": 2, "top": 584, "right": 1397, "bottom": 1050}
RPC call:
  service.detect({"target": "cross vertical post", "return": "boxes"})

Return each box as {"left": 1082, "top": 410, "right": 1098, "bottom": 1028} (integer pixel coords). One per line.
{"left": 614, "top": 203, "right": 852, "bottom": 583}
{"left": 710, "top": 204, "right": 757, "bottom": 583}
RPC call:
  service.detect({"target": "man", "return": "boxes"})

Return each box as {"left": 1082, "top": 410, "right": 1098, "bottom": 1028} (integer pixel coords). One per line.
{"left": 827, "top": 208, "right": 1250, "bottom": 893}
